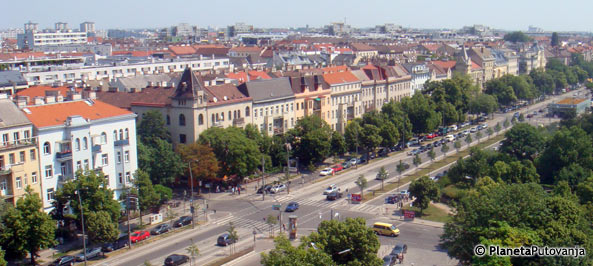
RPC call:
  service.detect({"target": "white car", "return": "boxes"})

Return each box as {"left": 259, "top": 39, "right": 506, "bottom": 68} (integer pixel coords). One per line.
{"left": 481, "top": 123, "right": 488, "bottom": 129}
{"left": 320, "top": 168, "right": 334, "bottom": 176}
{"left": 270, "top": 184, "right": 286, "bottom": 193}
{"left": 324, "top": 184, "right": 338, "bottom": 195}
{"left": 445, "top": 134, "right": 455, "bottom": 142}
{"left": 349, "top": 158, "right": 358, "bottom": 166}
{"left": 470, "top": 127, "right": 478, "bottom": 133}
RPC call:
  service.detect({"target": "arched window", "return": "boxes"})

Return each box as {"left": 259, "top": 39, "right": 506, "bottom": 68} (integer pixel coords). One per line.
{"left": 166, "top": 115, "right": 171, "bottom": 125}
{"left": 83, "top": 137, "right": 88, "bottom": 150}
{"left": 113, "top": 130, "right": 118, "bottom": 141}
{"left": 43, "top": 142, "right": 51, "bottom": 155}
{"left": 101, "top": 132, "right": 107, "bottom": 144}
{"left": 119, "top": 129, "right": 124, "bottom": 140}
{"left": 211, "top": 114, "right": 215, "bottom": 123}
{"left": 233, "top": 110, "right": 237, "bottom": 119}
{"left": 75, "top": 138, "right": 80, "bottom": 151}
{"left": 198, "top": 114, "right": 204, "bottom": 125}
{"left": 125, "top": 129, "right": 129, "bottom": 140}
{"left": 179, "top": 114, "right": 186, "bottom": 126}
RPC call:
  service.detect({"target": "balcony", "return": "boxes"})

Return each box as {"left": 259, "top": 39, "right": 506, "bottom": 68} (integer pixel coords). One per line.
{"left": 233, "top": 117, "right": 245, "bottom": 126}
{"left": 114, "top": 139, "right": 129, "bottom": 146}
{"left": 212, "top": 121, "right": 223, "bottom": 128}
{"left": 0, "top": 166, "right": 11, "bottom": 176}
{"left": 347, "top": 113, "right": 355, "bottom": 120}
{"left": 55, "top": 150, "right": 72, "bottom": 161}
{"left": 273, "top": 127, "right": 284, "bottom": 135}
{"left": 92, "top": 144, "right": 102, "bottom": 153}
{"left": 0, "top": 138, "right": 37, "bottom": 152}
{"left": 58, "top": 175, "right": 74, "bottom": 184}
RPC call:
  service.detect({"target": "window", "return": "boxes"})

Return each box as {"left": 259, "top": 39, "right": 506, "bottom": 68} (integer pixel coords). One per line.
{"left": 76, "top": 161, "right": 82, "bottom": 170}
{"left": 228, "top": 111, "right": 231, "bottom": 120}
{"left": 13, "top": 132, "right": 19, "bottom": 144}
{"left": 32, "top": 172, "right": 37, "bottom": 183}
{"left": 47, "top": 188, "right": 55, "bottom": 201}
{"left": 198, "top": 114, "right": 204, "bottom": 125}
{"left": 101, "top": 154, "right": 108, "bottom": 166}
{"left": 19, "top": 151, "right": 25, "bottom": 162}
{"left": 117, "top": 151, "right": 122, "bottom": 163}
{"left": 180, "top": 134, "right": 186, "bottom": 144}
{"left": 124, "top": 151, "right": 130, "bottom": 162}
{"left": 9, "top": 153, "right": 15, "bottom": 164}
{"left": 75, "top": 138, "right": 80, "bottom": 151}
{"left": 84, "top": 159, "right": 89, "bottom": 169}
{"left": 221, "top": 112, "right": 224, "bottom": 121}
{"left": 61, "top": 162, "right": 68, "bottom": 176}
{"left": 179, "top": 114, "right": 186, "bottom": 126}
{"left": 113, "top": 130, "right": 118, "bottom": 141}
{"left": 118, "top": 173, "right": 123, "bottom": 184}
{"left": 83, "top": 137, "right": 88, "bottom": 150}
{"left": 2, "top": 134, "right": 8, "bottom": 146}
{"left": 246, "top": 107, "right": 250, "bottom": 117}
{"left": 0, "top": 181, "right": 6, "bottom": 191}
{"left": 43, "top": 142, "right": 51, "bottom": 154}
{"left": 101, "top": 132, "right": 107, "bottom": 144}
{"left": 24, "top": 130, "right": 30, "bottom": 140}
{"left": 126, "top": 172, "right": 131, "bottom": 183}
{"left": 119, "top": 129, "right": 124, "bottom": 140}
{"left": 16, "top": 177, "right": 22, "bottom": 189}
{"left": 45, "top": 165, "right": 53, "bottom": 178}
{"left": 166, "top": 115, "right": 171, "bottom": 125}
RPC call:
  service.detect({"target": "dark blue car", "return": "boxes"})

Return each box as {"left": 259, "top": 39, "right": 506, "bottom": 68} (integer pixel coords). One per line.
{"left": 285, "top": 201, "right": 299, "bottom": 212}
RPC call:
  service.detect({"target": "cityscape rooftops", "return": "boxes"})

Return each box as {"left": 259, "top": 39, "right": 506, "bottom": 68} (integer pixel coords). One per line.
{"left": 22, "top": 100, "right": 133, "bottom": 128}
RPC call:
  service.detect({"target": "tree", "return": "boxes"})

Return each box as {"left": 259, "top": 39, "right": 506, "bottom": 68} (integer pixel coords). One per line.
{"left": 500, "top": 123, "right": 544, "bottom": 160}
{"left": 137, "top": 140, "right": 153, "bottom": 175}
{"left": 486, "top": 128, "right": 494, "bottom": 139}
{"left": 576, "top": 177, "right": 593, "bottom": 205}
{"left": 266, "top": 214, "right": 277, "bottom": 237}
{"left": 86, "top": 211, "right": 119, "bottom": 245}
{"left": 137, "top": 110, "right": 171, "bottom": 145}
{"left": 551, "top": 32, "right": 559, "bottom": 47}
{"left": 344, "top": 119, "right": 362, "bottom": 153}
{"left": 0, "top": 248, "right": 6, "bottom": 266}
{"left": 199, "top": 127, "right": 261, "bottom": 181}
{"left": 377, "top": 167, "right": 388, "bottom": 191}
{"left": 261, "top": 235, "right": 336, "bottom": 266}
{"left": 503, "top": 31, "right": 530, "bottom": 43}
{"left": 360, "top": 124, "right": 382, "bottom": 158}
{"left": 186, "top": 239, "right": 200, "bottom": 266}
{"left": 409, "top": 176, "right": 440, "bottom": 214}
{"left": 330, "top": 131, "right": 346, "bottom": 157}
{"left": 134, "top": 170, "right": 160, "bottom": 226}
{"left": 454, "top": 140, "right": 462, "bottom": 152}
{"left": 302, "top": 218, "right": 383, "bottom": 266}
{"left": 176, "top": 143, "right": 220, "bottom": 184}
{"left": 401, "top": 93, "right": 441, "bottom": 134}
{"left": 355, "top": 175, "right": 368, "bottom": 200}
{"left": 148, "top": 138, "right": 184, "bottom": 185}
{"left": 556, "top": 163, "right": 592, "bottom": 190}
{"left": 428, "top": 148, "right": 436, "bottom": 161}
{"left": 379, "top": 121, "right": 399, "bottom": 148}
{"left": 413, "top": 154, "right": 422, "bottom": 168}
{"left": 441, "top": 142, "right": 450, "bottom": 155}
{"left": 475, "top": 131, "right": 482, "bottom": 143}
{"left": 464, "top": 134, "right": 472, "bottom": 147}
{"left": 469, "top": 94, "right": 498, "bottom": 117}
{"left": 503, "top": 118, "right": 510, "bottom": 128}
{"left": 1, "top": 187, "right": 57, "bottom": 264}
{"left": 227, "top": 222, "right": 239, "bottom": 255}
{"left": 494, "top": 122, "right": 501, "bottom": 133}
{"left": 289, "top": 115, "right": 333, "bottom": 166}
{"left": 154, "top": 184, "right": 172, "bottom": 205}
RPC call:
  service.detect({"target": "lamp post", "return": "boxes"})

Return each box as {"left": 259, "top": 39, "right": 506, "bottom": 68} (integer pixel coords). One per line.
{"left": 188, "top": 160, "right": 197, "bottom": 229}
{"left": 76, "top": 190, "right": 87, "bottom": 266}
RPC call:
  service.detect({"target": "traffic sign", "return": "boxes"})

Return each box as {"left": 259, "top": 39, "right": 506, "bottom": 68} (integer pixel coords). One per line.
{"left": 272, "top": 204, "right": 281, "bottom": 210}
{"left": 351, "top": 194, "right": 362, "bottom": 203}
{"left": 404, "top": 210, "right": 415, "bottom": 220}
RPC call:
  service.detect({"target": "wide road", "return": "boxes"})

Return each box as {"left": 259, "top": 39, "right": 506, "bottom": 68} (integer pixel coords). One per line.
{"left": 98, "top": 88, "right": 584, "bottom": 266}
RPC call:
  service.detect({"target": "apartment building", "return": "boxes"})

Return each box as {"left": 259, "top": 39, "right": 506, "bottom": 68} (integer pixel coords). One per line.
{"left": 323, "top": 71, "right": 362, "bottom": 133}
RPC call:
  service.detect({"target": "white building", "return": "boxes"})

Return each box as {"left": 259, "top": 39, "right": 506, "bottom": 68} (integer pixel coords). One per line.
{"left": 80, "top": 22, "right": 95, "bottom": 33}
{"left": 22, "top": 98, "right": 138, "bottom": 211}
{"left": 402, "top": 63, "right": 430, "bottom": 95}
{"left": 17, "top": 30, "right": 87, "bottom": 49}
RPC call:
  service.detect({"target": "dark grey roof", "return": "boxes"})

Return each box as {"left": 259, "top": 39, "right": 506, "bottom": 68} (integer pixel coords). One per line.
{"left": 238, "top": 78, "right": 295, "bottom": 103}
{"left": 0, "top": 98, "right": 31, "bottom": 128}
{"left": 0, "top": 71, "right": 27, "bottom": 87}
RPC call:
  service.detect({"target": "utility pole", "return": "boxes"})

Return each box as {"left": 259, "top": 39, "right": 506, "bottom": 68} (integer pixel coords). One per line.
{"left": 123, "top": 156, "right": 131, "bottom": 249}
{"left": 188, "top": 161, "right": 195, "bottom": 229}
{"left": 76, "top": 190, "right": 87, "bottom": 266}
{"left": 285, "top": 142, "right": 290, "bottom": 194}
{"left": 261, "top": 155, "right": 265, "bottom": 201}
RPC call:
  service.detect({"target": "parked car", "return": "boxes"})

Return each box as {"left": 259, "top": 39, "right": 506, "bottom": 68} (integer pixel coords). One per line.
{"left": 102, "top": 235, "right": 128, "bottom": 252}
{"left": 217, "top": 233, "right": 237, "bottom": 246}
{"left": 320, "top": 168, "right": 334, "bottom": 176}
{"left": 256, "top": 184, "right": 273, "bottom": 194}
{"left": 433, "top": 140, "right": 442, "bottom": 147}
{"left": 470, "top": 127, "right": 478, "bottom": 133}
{"left": 151, "top": 223, "right": 171, "bottom": 235}
{"left": 378, "top": 148, "right": 389, "bottom": 157}
{"left": 358, "top": 156, "right": 367, "bottom": 164}
{"left": 390, "top": 244, "right": 408, "bottom": 256}
{"left": 407, "top": 149, "right": 420, "bottom": 156}
{"left": 445, "top": 134, "right": 455, "bottom": 142}
{"left": 173, "top": 216, "right": 193, "bottom": 227}
{"left": 481, "top": 123, "right": 488, "bottom": 129}
{"left": 448, "top": 125, "right": 458, "bottom": 131}
{"left": 331, "top": 164, "right": 344, "bottom": 172}
{"left": 164, "top": 254, "right": 190, "bottom": 266}
{"left": 285, "top": 201, "right": 299, "bottom": 212}
{"left": 349, "top": 158, "right": 358, "bottom": 166}
{"left": 324, "top": 184, "right": 339, "bottom": 195}
{"left": 341, "top": 161, "right": 351, "bottom": 169}
{"left": 385, "top": 194, "right": 402, "bottom": 204}
{"left": 51, "top": 256, "right": 76, "bottom": 266}
{"left": 326, "top": 191, "right": 343, "bottom": 201}
{"left": 270, "top": 184, "right": 287, "bottom": 193}
{"left": 130, "top": 230, "right": 150, "bottom": 243}
{"left": 383, "top": 255, "right": 397, "bottom": 266}
{"left": 477, "top": 124, "right": 484, "bottom": 130}
{"left": 463, "top": 130, "right": 470, "bottom": 136}
{"left": 75, "top": 247, "right": 102, "bottom": 261}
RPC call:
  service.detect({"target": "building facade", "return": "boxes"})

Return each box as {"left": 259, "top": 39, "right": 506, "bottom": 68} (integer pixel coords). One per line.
{"left": 324, "top": 71, "right": 362, "bottom": 133}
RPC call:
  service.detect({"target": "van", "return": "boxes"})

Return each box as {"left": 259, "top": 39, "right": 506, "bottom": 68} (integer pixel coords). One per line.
{"left": 445, "top": 134, "right": 455, "bottom": 142}
{"left": 448, "top": 125, "right": 458, "bottom": 132}
{"left": 372, "top": 222, "right": 400, "bottom": 236}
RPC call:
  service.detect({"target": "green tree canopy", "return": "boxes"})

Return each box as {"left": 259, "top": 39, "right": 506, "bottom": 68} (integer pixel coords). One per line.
{"left": 503, "top": 31, "right": 530, "bottom": 43}
{"left": 469, "top": 94, "right": 499, "bottom": 116}
{"left": 344, "top": 119, "right": 362, "bottom": 152}
{"left": 137, "top": 110, "right": 171, "bottom": 145}
{"left": 409, "top": 176, "right": 440, "bottom": 214}
{"left": 86, "top": 210, "right": 119, "bottom": 244}
{"left": 401, "top": 93, "right": 441, "bottom": 134}
{"left": 330, "top": 131, "right": 346, "bottom": 157}
{"left": 261, "top": 235, "right": 336, "bottom": 266}
{"left": 176, "top": 143, "right": 220, "bottom": 183}
{"left": 500, "top": 123, "right": 544, "bottom": 161}
{"left": 289, "top": 115, "right": 333, "bottom": 166}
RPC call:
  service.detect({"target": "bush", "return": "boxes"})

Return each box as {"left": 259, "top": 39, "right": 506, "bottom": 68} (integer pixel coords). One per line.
{"left": 441, "top": 185, "right": 467, "bottom": 202}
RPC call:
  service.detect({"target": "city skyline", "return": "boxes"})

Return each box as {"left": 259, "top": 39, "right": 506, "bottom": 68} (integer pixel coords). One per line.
{"left": 3, "top": 0, "right": 593, "bottom": 32}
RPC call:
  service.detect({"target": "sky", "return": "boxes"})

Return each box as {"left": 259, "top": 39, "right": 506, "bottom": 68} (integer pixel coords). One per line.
{"left": 3, "top": 0, "right": 593, "bottom": 32}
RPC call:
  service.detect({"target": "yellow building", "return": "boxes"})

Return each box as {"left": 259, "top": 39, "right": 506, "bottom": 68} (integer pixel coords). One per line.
{"left": 288, "top": 74, "right": 332, "bottom": 125}
{"left": 0, "top": 97, "right": 42, "bottom": 205}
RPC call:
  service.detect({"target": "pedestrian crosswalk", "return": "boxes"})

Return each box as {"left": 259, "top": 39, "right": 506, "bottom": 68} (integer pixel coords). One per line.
{"left": 212, "top": 215, "right": 272, "bottom": 233}
{"left": 348, "top": 203, "right": 383, "bottom": 214}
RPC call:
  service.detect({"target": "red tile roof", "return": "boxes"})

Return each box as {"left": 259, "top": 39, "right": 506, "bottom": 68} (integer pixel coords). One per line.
{"left": 96, "top": 87, "right": 176, "bottom": 109}
{"left": 168, "top": 45, "right": 197, "bottom": 56}
{"left": 15, "top": 85, "right": 83, "bottom": 104}
{"left": 0, "top": 52, "right": 47, "bottom": 61}
{"left": 226, "top": 71, "right": 272, "bottom": 83}
{"left": 350, "top": 43, "right": 376, "bottom": 52}
{"left": 204, "top": 83, "right": 251, "bottom": 107}
{"left": 430, "top": 60, "right": 456, "bottom": 70}
{"left": 322, "top": 65, "right": 348, "bottom": 73}
{"left": 23, "top": 100, "right": 133, "bottom": 128}
{"left": 230, "top": 46, "right": 262, "bottom": 53}
{"left": 323, "top": 71, "right": 359, "bottom": 85}
{"left": 471, "top": 62, "right": 481, "bottom": 70}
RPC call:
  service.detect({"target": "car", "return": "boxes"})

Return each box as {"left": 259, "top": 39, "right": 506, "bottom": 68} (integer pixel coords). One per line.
{"left": 445, "top": 134, "right": 455, "bottom": 142}
{"left": 130, "top": 230, "right": 150, "bottom": 243}
{"left": 390, "top": 244, "right": 408, "bottom": 256}
{"left": 341, "top": 161, "right": 351, "bottom": 169}
{"left": 331, "top": 164, "right": 344, "bottom": 172}
{"left": 385, "top": 194, "right": 401, "bottom": 204}
{"left": 151, "top": 223, "right": 171, "bottom": 235}
{"left": 349, "top": 158, "right": 358, "bottom": 166}
{"left": 383, "top": 255, "right": 397, "bottom": 266}
{"left": 448, "top": 125, "right": 458, "bottom": 131}
{"left": 372, "top": 222, "right": 400, "bottom": 236}
{"left": 514, "top": 112, "right": 520, "bottom": 118}
{"left": 324, "top": 184, "right": 338, "bottom": 195}
{"left": 320, "top": 168, "right": 334, "bottom": 176}
{"left": 470, "top": 127, "right": 478, "bottom": 133}
{"left": 378, "top": 148, "right": 389, "bottom": 157}
{"left": 256, "top": 184, "right": 273, "bottom": 194}
{"left": 481, "top": 123, "right": 488, "bottom": 129}
{"left": 102, "top": 235, "right": 128, "bottom": 252}
{"left": 400, "top": 190, "right": 409, "bottom": 197}
{"left": 217, "top": 233, "right": 237, "bottom": 246}
{"left": 477, "top": 125, "right": 484, "bottom": 130}
{"left": 285, "top": 201, "right": 299, "bottom": 212}
{"left": 173, "top": 216, "right": 193, "bottom": 227}
{"left": 461, "top": 122, "right": 470, "bottom": 128}
{"left": 463, "top": 130, "right": 470, "bottom": 136}
{"left": 433, "top": 140, "right": 442, "bottom": 147}
{"left": 51, "top": 256, "right": 76, "bottom": 266}
{"left": 75, "top": 247, "right": 102, "bottom": 261}
{"left": 425, "top": 133, "right": 435, "bottom": 139}
{"left": 270, "top": 184, "right": 287, "bottom": 193}
{"left": 358, "top": 156, "right": 367, "bottom": 164}
{"left": 526, "top": 113, "right": 534, "bottom": 119}
{"left": 164, "top": 254, "right": 190, "bottom": 266}
{"left": 425, "top": 142, "right": 433, "bottom": 149}
{"left": 539, "top": 108, "right": 545, "bottom": 113}
{"left": 326, "top": 190, "right": 343, "bottom": 201}
{"left": 407, "top": 148, "right": 420, "bottom": 156}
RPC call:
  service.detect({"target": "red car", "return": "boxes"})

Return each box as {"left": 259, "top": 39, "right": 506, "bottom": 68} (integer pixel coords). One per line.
{"left": 130, "top": 231, "right": 150, "bottom": 243}
{"left": 332, "top": 164, "right": 344, "bottom": 172}
{"left": 425, "top": 133, "right": 434, "bottom": 139}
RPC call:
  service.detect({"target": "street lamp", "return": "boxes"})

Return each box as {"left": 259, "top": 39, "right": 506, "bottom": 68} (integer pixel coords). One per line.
{"left": 187, "top": 160, "right": 198, "bottom": 229}
{"left": 75, "top": 189, "right": 87, "bottom": 266}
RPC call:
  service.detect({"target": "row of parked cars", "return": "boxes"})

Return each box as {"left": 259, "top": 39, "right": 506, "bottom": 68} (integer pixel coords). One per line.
{"left": 256, "top": 183, "right": 287, "bottom": 194}
{"left": 163, "top": 232, "right": 239, "bottom": 265}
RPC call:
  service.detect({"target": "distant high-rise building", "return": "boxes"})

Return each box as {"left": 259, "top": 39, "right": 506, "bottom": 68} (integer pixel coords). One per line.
{"left": 226, "top": 22, "right": 253, "bottom": 38}
{"left": 24, "top": 21, "right": 38, "bottom": 32}
{"left": 326, "top": 22, "right": 351, "bottom": 36}
{"left": 55, "top": 22, "right": 68, "bottom": 31}
{"left": 80, "top": 22, "right": 96, "bottom": 33}
{"left": 527, "top": 25, "right": 544, "bottom": 33}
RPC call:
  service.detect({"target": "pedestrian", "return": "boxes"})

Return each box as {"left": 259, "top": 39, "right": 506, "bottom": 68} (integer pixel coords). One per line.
{"left": 282, "top": 224, "right": 286, "bottom": 231}
{"left": 238, "top": 187, "right": 241, "bottom": 195}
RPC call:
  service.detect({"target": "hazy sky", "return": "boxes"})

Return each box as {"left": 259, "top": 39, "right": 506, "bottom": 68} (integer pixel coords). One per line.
{"left": 3, "top": 0, "right": 593, "bottom": 32}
